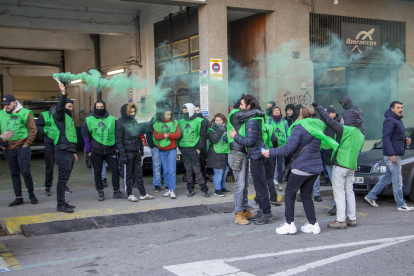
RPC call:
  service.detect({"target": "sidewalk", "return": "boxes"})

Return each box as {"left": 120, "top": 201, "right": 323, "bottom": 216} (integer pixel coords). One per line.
{"left": 0, "top": 153, "right": 333, "bottom": 235}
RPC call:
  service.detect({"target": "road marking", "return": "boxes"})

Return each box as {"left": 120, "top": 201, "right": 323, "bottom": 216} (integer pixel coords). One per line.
{"left": 314, "top": 204, "right": 370, "bottom": 216}
{"left": 0, "top": 255, "right": 96, "bottom": 273}
{"left": 164, "top": 235, "right": 414, "bottom": 276}
{"left": 0, "top": 241, "right": 20, "bottom": 269}
{"left": 149, "top": 237, "right": 211, "bottom": 248}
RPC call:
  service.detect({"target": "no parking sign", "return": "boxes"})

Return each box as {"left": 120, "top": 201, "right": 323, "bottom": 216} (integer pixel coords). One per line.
{"left": 209, "top": 59, "right": 222, "bottom": 81}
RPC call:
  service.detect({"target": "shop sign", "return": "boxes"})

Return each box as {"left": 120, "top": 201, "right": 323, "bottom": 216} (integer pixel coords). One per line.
{"left": 341, "top": 23, "right": 381, "bottom": 58}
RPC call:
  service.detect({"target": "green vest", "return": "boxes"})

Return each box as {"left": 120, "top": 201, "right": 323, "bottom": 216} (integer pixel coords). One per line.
{"left": 178, "top": 117, "right": 203, "bottom": 147}
{"left": 0, "top": 108, "right": 33, "bottom": 141}
{"left": 239, "top": 116, "right": 268, "bottom": 150}
{"left": 40, "top": 111, "right": 57, "bottom": 141}
{"left": 334, "top": 126, "right": 365, "bottom": 170}
{"left": 150, "top": 115, "right": 158, "bottom": 146}
{"left": 263, "top": 124, "right": 274, "bottom": 149}
{"left": 208, "top": 128, "right": 230, "bottom": 154}
{"left": 227, "top": 108, "right": 241, "bottom": 144}
{"left": 86, "top": 115, "right": 116, "bottom": 146}
{"left": 153, "top": 120, "right": 179, "bottom": 148}
{"left": 51, "top": 113, "right": 78, "bottom": 145}
{"left": 268, "top": 118, "right": 287, "bottom": 146}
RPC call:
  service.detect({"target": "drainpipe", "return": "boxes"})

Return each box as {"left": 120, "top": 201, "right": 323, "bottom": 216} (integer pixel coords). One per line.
{"left": 90, "top": 34, "right": 101, "bottom": 99}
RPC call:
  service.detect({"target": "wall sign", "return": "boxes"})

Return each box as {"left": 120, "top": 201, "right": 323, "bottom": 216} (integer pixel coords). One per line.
{"left": 199, "top": 70, "right": 209, "bottom": 117}
{"left": 209, "top": 59, "right": 222, "bottom": 81}
{"left": 341, "top": 22, "right": 381, "bottom": 58}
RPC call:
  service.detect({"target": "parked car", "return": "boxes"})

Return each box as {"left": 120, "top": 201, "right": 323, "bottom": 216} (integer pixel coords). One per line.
{"left": 353, "top": 127, "right": 414, "bottom": 202}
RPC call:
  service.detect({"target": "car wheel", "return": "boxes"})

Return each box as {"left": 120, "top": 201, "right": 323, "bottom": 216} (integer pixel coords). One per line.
{"left": 409, "top": 180, "right": 414, "bottom": 203}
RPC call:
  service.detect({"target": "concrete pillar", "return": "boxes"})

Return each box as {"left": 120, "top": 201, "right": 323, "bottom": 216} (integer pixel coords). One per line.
{"left": 198, "top": 3, "right": 228, "bottom": 117}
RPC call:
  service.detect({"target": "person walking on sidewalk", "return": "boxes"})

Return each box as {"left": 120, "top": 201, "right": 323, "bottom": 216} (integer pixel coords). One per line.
{"left": 1, "top": 94, "right": 38, "bottom": 207}
{"left": 51, "top": 83, "right": 78, "bottom": 213}
{"left": 313, "top": 102, "right": 365, "bottom": 229}
{"left": 36, "top": 105, "right": 57, "bottom": 196}
{"left": 262, "top": 107, "right": 339, "bottom": 235}
{"left": 116, "top": 103, "right": 154, "bottom": 202}
{"left": 207, "top": 113, "right": 230, "bottom": 197}
{"left": 229, "top": 94, "right": 273, "bottom": 225}
{"left": 84, "top": 100, "right": 127, "bottom": 201}
{"left": 178, "top": 103, "right": 210, "bottom": 197}
{"left": 153, "top": 108, "right": 181, "bottom": 199}
{"left": 364, "top": 101, "right": 414, "bottom": 212}
{"left": 227, "top": 99, "right": 254, "bottom": 225}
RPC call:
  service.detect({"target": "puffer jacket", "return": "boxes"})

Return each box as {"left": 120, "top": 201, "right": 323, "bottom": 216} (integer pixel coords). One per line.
{"left": 229, "top": 109, "right": 262, "bottom": 153}
{"left": 234, "top": 109, "right": 266, "bottom": 160}
{"left": 339, "top": 96, "right": 365, "bottom": 136}
{"left": 382, "top": 109, "right": 406, "bottom": 157}
{"left": 115, "top": 103, "right": 143, "bottom": 157}
{"left": 207, "top": 124, "right": 227, "bottom": 169}
{"left": 269, "top": 124, "right": 324, "bottom": 175}
{"left": 84, "top": 100, "right": 116, "bottom": 156}
{"left": 322, "top": 113, "right": 342, "bottom": 165}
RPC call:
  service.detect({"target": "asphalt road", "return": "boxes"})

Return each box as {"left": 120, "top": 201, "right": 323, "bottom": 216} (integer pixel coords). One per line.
{"left": 1, "top": 194, "right": 414, "bottom": 276}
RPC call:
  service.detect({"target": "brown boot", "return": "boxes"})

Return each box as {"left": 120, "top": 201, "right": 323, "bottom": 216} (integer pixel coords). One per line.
{"left": 346, "top": 218, "right": 357, "bottom": 227}
{"left": 243, "top": 209, "right": 255, "bottom": 219}
{"left": 235, "top": 212, "right": 249, "bottom": 225}
{"left": 327, "top": 220, "right": 347, "bottom": 229}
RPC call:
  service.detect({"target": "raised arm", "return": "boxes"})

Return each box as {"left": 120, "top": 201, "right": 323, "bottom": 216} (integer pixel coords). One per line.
{"left": 312, "top": 102, "right": 343, "bottom": 136}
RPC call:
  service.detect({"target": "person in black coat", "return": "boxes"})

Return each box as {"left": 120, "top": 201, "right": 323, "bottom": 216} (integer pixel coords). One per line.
{"left": 116, "top": 102, "right": 154, "bottom": 202}
{"left": 229, "top": 94, "right": 273, "bottom": 225}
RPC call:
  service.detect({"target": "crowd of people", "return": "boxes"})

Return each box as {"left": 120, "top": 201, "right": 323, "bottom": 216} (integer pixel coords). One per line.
{"left": 1, "top": 82, "right": 413, "bottom": 233}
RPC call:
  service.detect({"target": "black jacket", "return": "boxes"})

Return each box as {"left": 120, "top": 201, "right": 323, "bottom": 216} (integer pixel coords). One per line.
{"left": 146, "top": 116, "right": 156, "bottom": 149}
{"left": 382, "top": 109, "right": 406, "bottom": 157}
{"left": 115, "top": 104, "right": 143, "bottom": 157}
{"left": 207, "top": 124, "right": 227, "bottom": 169}
{"left": 339, "top": 96, "right": 365, "bottom": 136}
{"left": 284, "top": 104, "right": 297, "bottom": 127}
{"left": 178, "top": 113, "right": 207, "bottom": 152}
{"left": 234, "top": 109, "right": 266, "bottom": 160}
{"left": 229, "top": 109, "right": 261, "bottom": 153}
{"left": 53, "top": 94, "right": 76, "bottom": 152}
{"left": 321, "top": 113, "right": 342, "bottom": 165}
{"left": 196, "top": 113, "right": 209, "bottom": 152}
{"left": 84, "top": 100, "right": 116, "bottom": 156}
{"left": 316, "top": 104, "right": 360, "bottom": 167}
{"left": 36, "top": 105, "right": 56, "bottom": 144}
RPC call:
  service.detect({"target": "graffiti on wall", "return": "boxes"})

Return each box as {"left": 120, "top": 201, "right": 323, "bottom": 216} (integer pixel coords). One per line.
{"left": 283, "top": 91, "right": 313, "bottom": 106}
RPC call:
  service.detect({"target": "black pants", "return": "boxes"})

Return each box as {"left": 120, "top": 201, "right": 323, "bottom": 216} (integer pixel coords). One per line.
{"left": 123, "top": 151, "right": 145, "bottom": 196}
{"left": 55, "top": 150, "right": 74, "bottom": 205}
{"left": 182, "top": 148, "right": 208, "bottom": 192}
{"left": 250, "top": 157, "right": 271, "bottom": 214}
{"left": 4, "top": 147, "right": 34, "bottom": 197}
{"left": 44, "top": 143, "right": 55, "bottom": 188}
{"left": 259, "top": 158, "right": 278, "bottom": 202}
{"left": 91, "top": 152, "right": 120, "bottom": 191}
{"left": 285, "top": 173, "right": 318, "bottom": 224}
{"left": 199, "top": 149, "right": 208, "bottom": 182}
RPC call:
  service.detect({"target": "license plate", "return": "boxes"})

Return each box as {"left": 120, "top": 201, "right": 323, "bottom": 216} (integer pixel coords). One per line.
{"left": 354, "top": 177, "right": 364, "bottom": 184}
{"left": 176, "top": 155, "right": 181, "bottom": 161}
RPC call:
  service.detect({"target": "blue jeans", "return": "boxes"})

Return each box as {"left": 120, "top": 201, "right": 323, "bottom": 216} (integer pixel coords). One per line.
{"left": 326, "top": 165, "right": 336, "bottom": 206}
{"left": 313, "top": 176, "right": 321, "bottom": 197}
{"left": 159, "top": 149, "right": 177, "bottom": 191}
{"left": 367, "top": 156, "right": 407, "bottom": 208}
{"left": 271, "top": 156, "right": 284, "bottom": 183}
{"left": 151, "top": 147, "right": 162, "bottom": 188}
{"left": 213, "top": 159, "right": 229, "bottom": 191}
{"left": 229, "top": 153, "right": 249, "bottom": 213}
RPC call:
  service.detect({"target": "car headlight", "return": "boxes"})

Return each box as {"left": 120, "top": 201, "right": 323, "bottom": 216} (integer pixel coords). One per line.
{"left": 373, "top": 165, "right": 387, "bottom": 173}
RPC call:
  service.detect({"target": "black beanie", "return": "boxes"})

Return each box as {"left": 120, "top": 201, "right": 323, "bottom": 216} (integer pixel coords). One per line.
{"left": 326, "top": 106, "right": 336, "bottom": 114}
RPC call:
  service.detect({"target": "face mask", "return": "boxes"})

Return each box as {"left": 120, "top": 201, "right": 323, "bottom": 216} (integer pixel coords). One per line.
{"left": 65, "top": 109, "right": 72, "bottom": 117}
{"left": 266, "top": 108, "right": 272, "bottom": 116}
{"left": 95, "top": 109, "right": 105, "bottom": 116}
{"left": 129, "top": 115, "right": 135, "bottom": 120}
{"left": 182, "top": 113, "right": 189, "bottom": 120}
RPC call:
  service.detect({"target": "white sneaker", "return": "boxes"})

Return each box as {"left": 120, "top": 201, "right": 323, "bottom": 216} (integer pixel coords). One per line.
{"left": 364, "top": 196, "right": 379, "bottom": 207}
{"left": 301, "top": 222, "right": 321, "bottom": 234}
{"left": 140, "top": 194, "right": 154, "bottom": 200}
{"left": 162, "top": 190, "right": 171, "bottom": 197}
{"left": 170, "top": 191, "right": 176, "bottom": 199}
{"left": 276, "top": 222, "right": 297, "bottom": 235}
{"left": 128, "top": 195, "right": 138, "bottom": 202}
{"left": 398, "top": 205, "right": 414, "bottom": 211}
{"left": 273, "top": 178, "right": 279, "bottom": 185}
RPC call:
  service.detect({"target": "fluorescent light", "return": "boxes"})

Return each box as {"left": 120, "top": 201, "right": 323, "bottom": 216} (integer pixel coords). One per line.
{"left": 71, "top": 79, "right": 82, "bottom": 84}
{"left": 107, "top": 69, "right": 125, "bottom": 75}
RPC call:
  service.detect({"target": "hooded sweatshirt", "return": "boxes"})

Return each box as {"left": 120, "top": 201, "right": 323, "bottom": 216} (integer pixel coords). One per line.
{"left": 0, "top": 100, "right": 37, "bottom": 149}
{"left": 84, "top": 100, "right": 116, "bottom": 156}
{"left": 115, "top": 103, "right": 143, "bottom": 158}
{"left": 284, "top": 104, "right": 297, "bottom": 127}
{"left": 339, "top": 96, "right": 365, "bottom": 136}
